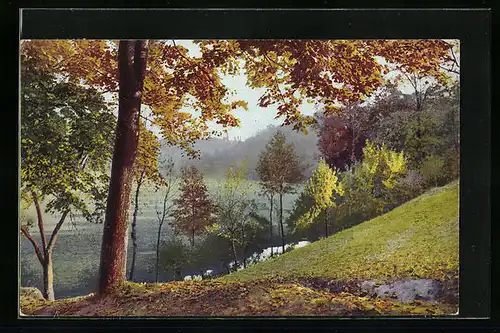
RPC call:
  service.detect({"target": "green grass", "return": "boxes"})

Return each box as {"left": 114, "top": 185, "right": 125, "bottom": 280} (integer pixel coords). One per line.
{"left": 221, "top": 181, "right": 459, "bottom": 283}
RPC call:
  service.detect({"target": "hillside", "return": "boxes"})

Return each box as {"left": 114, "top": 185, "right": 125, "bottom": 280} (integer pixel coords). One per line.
{"left": 21, "top": 182, "right": 459, "bottom": 317}
{"left": 223, "top": 181, "right": 459, "bottom": 283}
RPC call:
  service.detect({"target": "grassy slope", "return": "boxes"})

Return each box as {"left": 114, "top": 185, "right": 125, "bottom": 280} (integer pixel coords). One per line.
{"left": 222, "top": 181, "right": 459, "bottom": 283}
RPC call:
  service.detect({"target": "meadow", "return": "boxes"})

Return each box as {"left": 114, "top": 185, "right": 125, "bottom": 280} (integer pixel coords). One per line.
{"left": 20, "top": 177, "right": 303, "bottom": 299}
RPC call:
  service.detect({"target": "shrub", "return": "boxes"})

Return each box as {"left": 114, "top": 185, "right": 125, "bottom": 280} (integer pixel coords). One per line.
{"left": 419, "top": 154, "right": 445, "bottom": 188}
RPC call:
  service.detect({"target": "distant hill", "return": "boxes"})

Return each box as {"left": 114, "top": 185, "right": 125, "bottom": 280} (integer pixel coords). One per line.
{"left": 160, "top": 125, "right": 321, "bottom": 179}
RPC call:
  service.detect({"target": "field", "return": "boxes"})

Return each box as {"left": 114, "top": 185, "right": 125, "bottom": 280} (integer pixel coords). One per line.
{"left": 20, "top": 177, "right": 303, "bottom": 299}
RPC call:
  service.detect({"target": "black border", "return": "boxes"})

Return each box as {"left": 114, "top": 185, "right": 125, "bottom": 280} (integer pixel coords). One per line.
{"left": 4, "top": 5, "right": 493, "bottom": 330}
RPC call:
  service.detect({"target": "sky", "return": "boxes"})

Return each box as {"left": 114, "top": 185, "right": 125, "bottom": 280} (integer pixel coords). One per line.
{"left": 154, "top": 40, "right": 317, "bottom": 141}
{"left": 144, "top": 40, "right": 459, "bottom": 141}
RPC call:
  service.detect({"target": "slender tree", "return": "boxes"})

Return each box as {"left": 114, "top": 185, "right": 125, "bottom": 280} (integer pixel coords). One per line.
{"left": 209, "top": 162, "right": 260, "bottom": 270}
{"left": 257, "top": 132, "right": 304, "bottom": 253}
{"left": 154, "top": 157, "right": 178, "bottom": 282}
{"left": 20, "top": 49, "right": 114, "bottom": 300}
{"left": 297, "top": 159, "right": 344, "bottom": 238}
{"left": 128, "top": 121, "right": 163, "bottom": 281}
{"left": 172, "top": 166, "right": 214, "bottom": 248}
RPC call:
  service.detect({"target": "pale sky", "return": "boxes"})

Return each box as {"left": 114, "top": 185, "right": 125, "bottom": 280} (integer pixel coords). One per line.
{"left": 142, "top": 40, "right": 459, "bottom": 141}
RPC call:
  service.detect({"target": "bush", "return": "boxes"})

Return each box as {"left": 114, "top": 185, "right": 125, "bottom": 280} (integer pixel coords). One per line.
{"left": 419, "top": 154, "right": 445, "bottom": 188}
{"left": 160, "top": 237, "right": 190, "bottom": 281}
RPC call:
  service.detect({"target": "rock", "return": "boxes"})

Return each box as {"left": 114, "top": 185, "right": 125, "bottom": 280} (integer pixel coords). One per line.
{"left": 372, "top": 278, "right": 440, "bottom": 303}
{"left": 360, "top": 280, "right": 377, "bottom": 296}
{"left": 20, "top": 287, "right": 45, "bottom": 301}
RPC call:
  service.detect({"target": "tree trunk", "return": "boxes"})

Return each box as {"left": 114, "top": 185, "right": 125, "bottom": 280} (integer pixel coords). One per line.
{"left": 331, "top": 208, "right": 337, "bottom": 233}
{"left": 324, "top": 208, "right": 328, "bottom": 238}
{"left": 129, "top": 171, "right": 145, "bottom": 281}
{"left": 155, "top": 222, "right": 162, "bottom": 283}
{"left": 42, "top": 251, "right": 55, "bottom": 301}
{"left": 98, "top": 40, "right": 149, "bottom": 295}
{"left": 415, "top": 93, "right": 427, "bottom": 167}
{"left": 269, "top": 195, "right": 274, "bottom": 257}
{"left": 231, "top": 239, "right": 238, "bottom": 271}
{"left": 191, "top": 229, "right": 195, "bottom": 248}
{"left": 279, "top": 193, "right": 285, "bottom": 254}
{"left": 174, "top": 267, "right": 182, "bottom": 281}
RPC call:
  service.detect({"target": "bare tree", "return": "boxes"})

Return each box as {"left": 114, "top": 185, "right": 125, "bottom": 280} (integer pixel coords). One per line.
{"left": 154, "top": 157, "right": 178, "bottom": 282}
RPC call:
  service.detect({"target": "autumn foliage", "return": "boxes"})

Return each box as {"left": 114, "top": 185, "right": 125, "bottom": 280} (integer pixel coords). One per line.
{"left": 172, "top": 166, "right": 214, "bottom": 247}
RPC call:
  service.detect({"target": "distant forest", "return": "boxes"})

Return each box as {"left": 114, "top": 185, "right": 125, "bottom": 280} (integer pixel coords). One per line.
{"left": 160, "top": 124, "right": 321, "bottom": 180}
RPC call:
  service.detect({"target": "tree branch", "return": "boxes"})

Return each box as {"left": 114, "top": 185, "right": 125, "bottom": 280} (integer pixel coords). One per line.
{"left": 438, "top": 64, "right": 460, "bottom": 75}
{"left": 140, "top": 114, "right": 155, "bottom": 124}
{"left": 46, "top": 210, "right": 70, "bottom": 252}
{"left": 449, "top": 44, "right": 460, "bottom": 68}
{"left": 172, "top": 40, "right": 216, "bottom": 87}
{"left": 262, "top": 51, "right": 288, "bottom": 105}
{"left": 31, "top": 191, "right": 47, "bottom": 252}
{"left": 20, "top": 225, "right": 45, "bottom": 265}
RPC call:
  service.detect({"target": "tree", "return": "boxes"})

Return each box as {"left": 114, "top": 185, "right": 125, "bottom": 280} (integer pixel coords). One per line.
{"left": 172, "top": 166, "right": 214, "bottom": 248}
{"left": 20, "top": 48, "right": 114, "bottom": 300}
{"left": 128, "top": 121, "right": 163, "bottom": 281}
{"left": 24, "top": 39, "right": 456, "bottom": 294}
{"left": 154, "top": 157, "right": 178, "bottom": 282}
{"left": 380, "top": 40, "right": 459, "bottom": 167}
{"left": 317, "top": 83, "right": 410, "bottom": 171}
{"left": 256, "top": 176, "right": 275, "bottom": 257}
{"left": 336, "top": 141, "right": 407, "bottom": 226}
{"left": 209, "top": 162, "right": 260, "bottom": 269}
{"left": 297, "top": 159, "right": 344, "bottom": 238}
{"left": 98, "top": 41, "right": 149, "bottom": 295}
{"left": 257, "top": 132, "right": 304, "bottom": 253}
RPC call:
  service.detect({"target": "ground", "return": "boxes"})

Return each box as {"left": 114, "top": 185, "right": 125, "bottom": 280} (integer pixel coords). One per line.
{"left": 21, "top": 279, "right": 456, "bottom": 317}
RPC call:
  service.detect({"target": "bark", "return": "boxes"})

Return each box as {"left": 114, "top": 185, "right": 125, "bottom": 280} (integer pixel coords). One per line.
{"left": 98, "top": 40, "right": 148, "bottom": 295}
{"left": 42, "top": 251, "right": 55, "bottom": 301}
{"left": 279, "top": 193, "right": 285, "bottom": 254}
{"left": 129, "top": 171, "right": 145, "bottom": 281}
